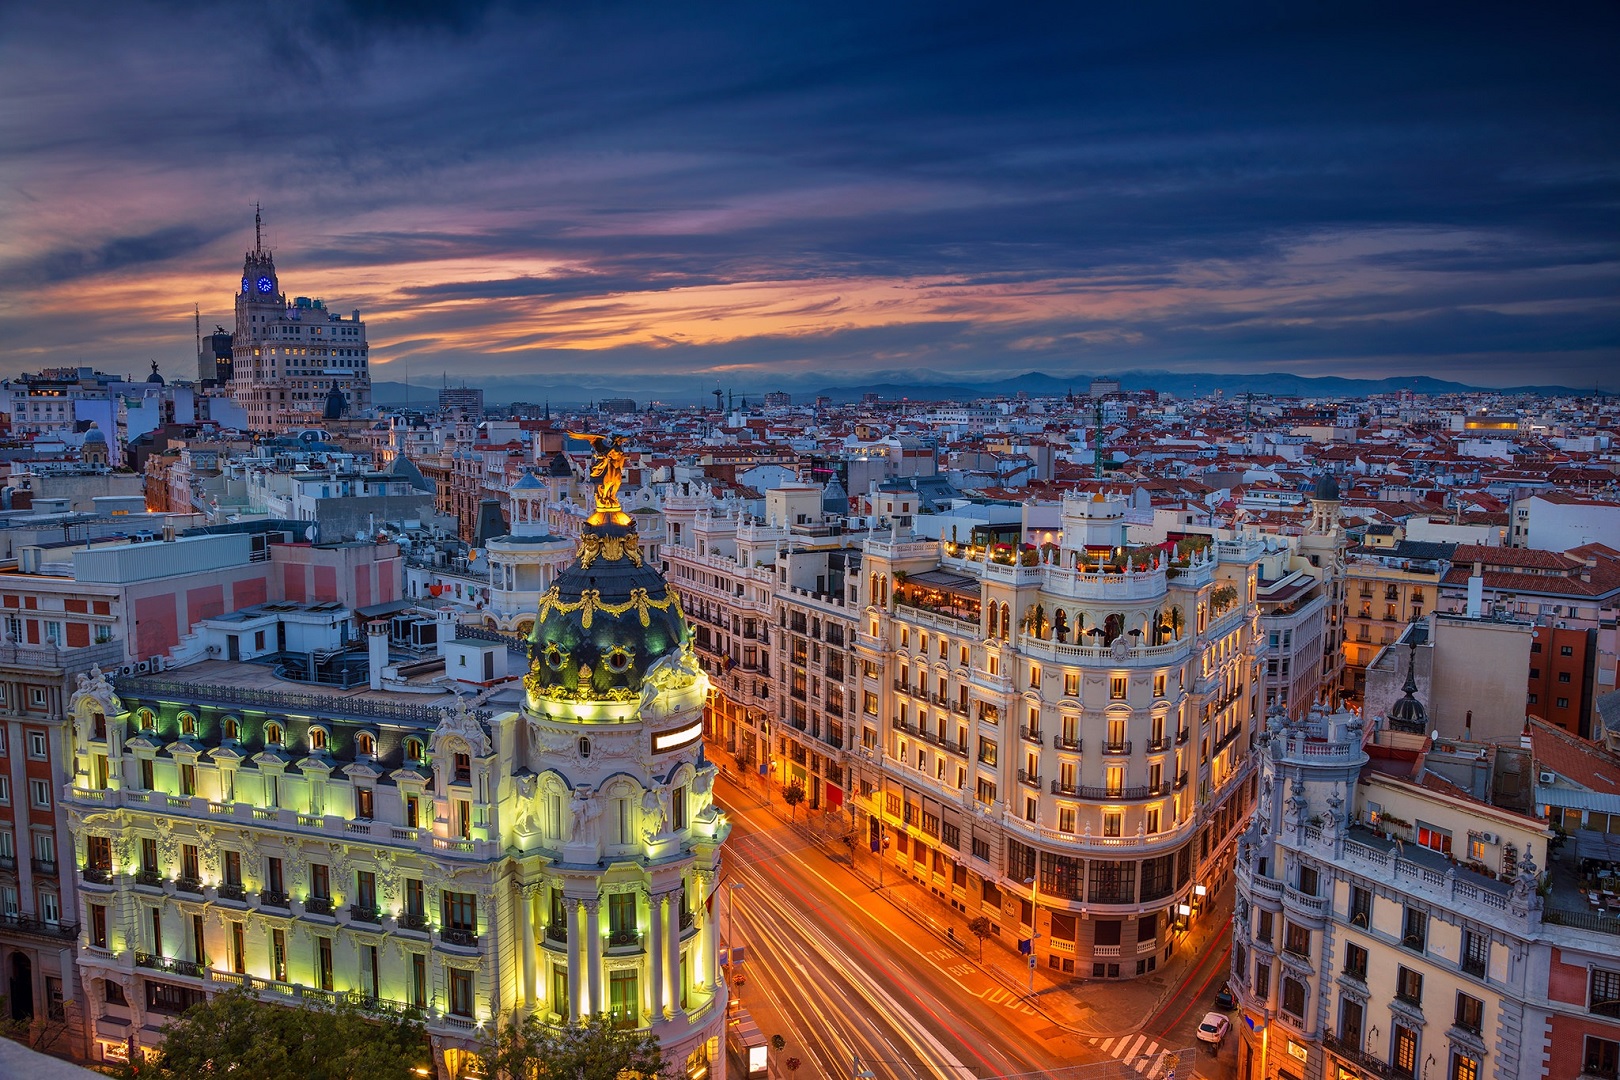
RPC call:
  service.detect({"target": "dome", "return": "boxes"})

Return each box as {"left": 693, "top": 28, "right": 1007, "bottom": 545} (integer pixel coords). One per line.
{"left": 510, "top": 468, "right": 546, "bottom": 492}
{"left": 82, "top": 424, "right": 107, "bottom": 445}
{"left": 322, "top": 384, "right": 348, "bottom": 420}
{"left": 1386, "top": 642, "right": 1429, "bottom": 733}
{"left": 146, "top": 360, "right": 165, "bottom": 384}
{"left": 526, "top": 520, "right": 688, "bottom": 703}
{"left": 1313, "top": 472, "right": 1340, "bottom": 502}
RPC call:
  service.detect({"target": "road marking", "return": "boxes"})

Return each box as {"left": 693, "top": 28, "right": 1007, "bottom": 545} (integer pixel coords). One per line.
{"left": 1088, "top": 1036, "right": 1193, "bottom": 1078}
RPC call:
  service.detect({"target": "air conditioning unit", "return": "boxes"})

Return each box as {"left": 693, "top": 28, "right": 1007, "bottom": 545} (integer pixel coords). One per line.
{"left": 133, "top": 661, "right": 152, "bottom": 675}
{"left": 1479, "top": 832, "right": 1499, "bottom": 845}
{"left": 1539, "top": 771, "right": 1555, "bottom": 785}
{"left": 118, "top": 663, "right": 138, "bottom": 676}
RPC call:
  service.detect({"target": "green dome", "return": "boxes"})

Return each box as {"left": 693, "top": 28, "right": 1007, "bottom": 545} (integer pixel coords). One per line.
{"left": 526, "top": 522, "right": 689, "bottom": 702}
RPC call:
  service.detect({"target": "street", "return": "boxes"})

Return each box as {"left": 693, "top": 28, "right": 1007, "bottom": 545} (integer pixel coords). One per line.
{"left": 714, "top": 771, "right": 1221, "bottom": 1080}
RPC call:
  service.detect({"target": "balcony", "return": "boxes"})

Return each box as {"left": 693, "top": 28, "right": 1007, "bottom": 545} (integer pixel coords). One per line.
{"left": 135, "top": 868, "right": 164, "bottom": 889}
{"left": 175, "top": 876, "right": 204, "bottom": 896}
{"left": 1145, "top": 736, "right": 1172, "bottom": 753}
{"left": 136, "top": 953, "right": 208, "bottom": 980}
{"left": 1176, "top": 728, "right": 1189, "bottom": 746}
{"left": 680, "top": 908, "right": 695, "bottom": 931}
{"left": 1020, "top": 727, "right": 1043, "bottom": 746}
{"left": 349, "top": 904, "right": 382, "bottom": 924}
{"left": 545, "top": 921, "right": 568, "bottom": 944}
{"left": 1052, "top": 735, "right": 1082, "bottom": 752}
{"left": 1017, "top": 770, "right": 1041, "bottom": 789}
{"left": 216, "top": 883, "right": 247, "bottom": 903}
{"left": 606, "top": 927, "right": 642, "bottom": 950}
{"left": 1100, "top": 741, "right": 1132, "bottom": 756}
{"left": 1461, "top": 955, "right": 1486, "bottom": 978}
{"left": 1051, "top": 779, "right": 1079, "bottom": 797}
{"left": 259, "top": 890, "right": 291, "bottom": 909}
{"left": 439, "top": 927, "right": 479, "bottom": 948}
{"left": 82, "top": 865, "right": 114, "bottom": 885}
{"left": 31, "top": 858, "right": 58, "bottom": 876}
{"left": 0, "top": 912, "right": 78, "bottom": 943}
{"left": 399, "top": 911, "right": 430, "bottom": 933}
{"left": 304, "top": 896, "right": 334, "bottom": 916}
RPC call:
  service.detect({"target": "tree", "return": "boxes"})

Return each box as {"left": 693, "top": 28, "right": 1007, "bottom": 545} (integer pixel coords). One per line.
{"left": 137, "top": 988, "right": 428, "bottom": 1080}
{"left": 479, "top": 1013, "right": 667, "bottom": 1080}
{"left": 968, "top": 916, "right": 993, "bottom": 960}
{"left": 781, "top": 779, "right": 806, "bottom": 821}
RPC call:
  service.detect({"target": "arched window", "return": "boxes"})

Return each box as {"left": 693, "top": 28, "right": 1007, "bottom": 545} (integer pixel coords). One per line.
{"left": 136, "top": 708, "right": 156, "bottom": 731}
{"left": 405, "top": 737, "right": 425, "bottom": 763}
{"left": 1053, "top": 610, "right": 1068, "bottom": 642}
{"left": 265, "top": 722, "right": 283, "bottom": 746}
{"left": 356, "top": 732, "right": 375, "bottom": 757}
{"left": 999, "top": 603, "right": 1011, "bottom": 642}
{"left": 179, "top": 712, "right": 197, "bottom": 736}
{"left": 222, "top": 717, "right": 239, "bottom": 741}
{"left": 309, "top": 727, "right": 328, "bottom": 751}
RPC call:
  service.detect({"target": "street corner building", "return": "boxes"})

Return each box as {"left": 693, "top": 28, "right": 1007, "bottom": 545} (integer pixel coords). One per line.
{"left": 58, "top": 503, "right": 730, "bottom": 1076}
{"left": 670, "top": 489, "right": 1264, "bottom": 980}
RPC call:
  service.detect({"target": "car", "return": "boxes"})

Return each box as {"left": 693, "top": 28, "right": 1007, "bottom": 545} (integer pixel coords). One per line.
{"left": 1196, "top": 1012, "right": 1231, "bottom": 1047}
{"left": 1214, "top": 983, "right": 1236, "bottom": 1010}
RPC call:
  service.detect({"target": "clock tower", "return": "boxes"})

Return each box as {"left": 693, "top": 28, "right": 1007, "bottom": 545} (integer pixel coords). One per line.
{"left": 227, "top": 206, "right": 372, "bottom": 431}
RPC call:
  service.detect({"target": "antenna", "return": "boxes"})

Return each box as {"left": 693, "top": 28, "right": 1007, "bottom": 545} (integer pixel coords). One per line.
{"left": 194, "top": 304, "right": 201, "bottom": 362}
{"left": 254, "top": 203, "right": 262, "bottom": 254}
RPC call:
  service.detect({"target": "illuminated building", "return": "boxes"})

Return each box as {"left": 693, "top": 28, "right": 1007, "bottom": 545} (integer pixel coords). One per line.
{"left": 62, "top": 445, "right": 728, "bottom": 1077}
{"left": 231, "top": 209, "right": 372, "bottom": 431}
{"left": 669, "top": 488, "right": 1264, "bottom": 981}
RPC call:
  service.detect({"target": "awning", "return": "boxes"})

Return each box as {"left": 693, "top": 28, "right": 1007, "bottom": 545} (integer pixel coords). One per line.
{"left": 826, "top": 785, "right": 844, "bottom": 809}
{"left": 902, "top": 568, "right": 981, "bottom": 598}
{"left": 1574, "top": 829, "right": 1620, "bottom": 864}
{"left": 356, "top": 599, "right": 414, "bottom": 619}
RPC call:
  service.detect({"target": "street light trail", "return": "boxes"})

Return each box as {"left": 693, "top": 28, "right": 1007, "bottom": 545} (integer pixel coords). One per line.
{"left": 718, "top": 788, "right": 1079, "bottom": 1080}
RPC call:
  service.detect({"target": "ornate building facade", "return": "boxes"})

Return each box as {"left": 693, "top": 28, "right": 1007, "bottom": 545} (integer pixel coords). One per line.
{"left": 61, "top": 454, "right": 728, "bottom": 1076}
{"left": 668, "top": 490, "right": 1264, "bottom": 981}
{"left": 231, "top": 210, "right": 373, "bottom": 431}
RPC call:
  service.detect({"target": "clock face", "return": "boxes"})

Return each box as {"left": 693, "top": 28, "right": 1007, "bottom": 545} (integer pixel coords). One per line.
{"left": 256, "top": 276, "right": 274, "bottom": 294}
{"left": 241, "top": 277, "right": 250, "bottom": 294}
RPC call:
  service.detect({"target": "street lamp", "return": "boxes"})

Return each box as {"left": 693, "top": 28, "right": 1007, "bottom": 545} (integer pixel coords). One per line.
{"left": 1022, "top": 875, "right": 1042, "bottom": 992}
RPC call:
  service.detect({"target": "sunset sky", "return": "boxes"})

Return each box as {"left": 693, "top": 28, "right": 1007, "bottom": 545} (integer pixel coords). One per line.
{"left": 1, "top": 1, "right": 1616, "bottom": 400}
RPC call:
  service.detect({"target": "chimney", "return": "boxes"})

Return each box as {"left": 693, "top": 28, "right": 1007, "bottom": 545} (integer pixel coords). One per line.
{"left": 1466, "top": 562, "right": 1484, "bottom": 618}
{"left": 367, "top": 620, "right": 388, "bottom": 691}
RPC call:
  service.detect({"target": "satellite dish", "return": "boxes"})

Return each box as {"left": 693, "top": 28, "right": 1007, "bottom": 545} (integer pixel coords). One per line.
{"left": 305, "top": 525, "right": 319, "bottom": 543}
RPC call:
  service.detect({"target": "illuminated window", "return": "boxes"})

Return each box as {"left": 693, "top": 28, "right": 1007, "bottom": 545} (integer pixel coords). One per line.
{"left": 265, "top": 723, "right": 283, "bottom": 746}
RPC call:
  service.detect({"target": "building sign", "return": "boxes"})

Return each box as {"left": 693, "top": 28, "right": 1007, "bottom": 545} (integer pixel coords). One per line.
{"left": 652, "top": 720, "right": 704, "bottom": 753}
{"left": 1288, "top": 1039, "right": 1309, "bottom": 1062}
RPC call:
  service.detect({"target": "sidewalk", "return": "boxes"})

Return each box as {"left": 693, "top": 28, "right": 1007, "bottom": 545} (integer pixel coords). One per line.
{"left": 721, "top": 767, "right": 1232, "bottom": 1041}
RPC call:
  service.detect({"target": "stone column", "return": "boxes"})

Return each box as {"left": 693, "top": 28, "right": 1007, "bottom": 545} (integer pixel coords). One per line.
{"left": 649, "top": 892, "right": 666, "bottom": 1019}
{"left": 566, "top": 898, "right": 584, "bottom": 1022}
{"left": 585, "top": 898, "right": 603, "bottom": 1018}
{"left": 700, "top": 870, "right": 720, "bottom": 990}
{"left": 520, "top": 885, "right": 537, "bottom": 1008}
{"left": 663, "top": 889, "right": 680, "bottom": 1014}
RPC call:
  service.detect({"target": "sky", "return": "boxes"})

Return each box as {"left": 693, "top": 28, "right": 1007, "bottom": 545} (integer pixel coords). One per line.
{"left": 1, "top": 1, "right": 1616, "bottom": 400}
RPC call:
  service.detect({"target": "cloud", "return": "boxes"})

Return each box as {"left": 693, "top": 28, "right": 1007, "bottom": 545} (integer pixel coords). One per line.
{"left": 0, "top": 1, "right": 1615, "bottom": 390}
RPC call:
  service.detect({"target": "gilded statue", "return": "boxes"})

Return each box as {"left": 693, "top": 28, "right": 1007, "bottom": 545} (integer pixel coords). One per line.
{"left": 568, "top": 430, "right": 630, "bottom": 525}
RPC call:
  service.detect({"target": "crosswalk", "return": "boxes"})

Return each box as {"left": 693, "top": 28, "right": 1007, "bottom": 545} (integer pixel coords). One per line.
{"left": 1087, "top": 1034, "right": 1189, "bottom": 1078}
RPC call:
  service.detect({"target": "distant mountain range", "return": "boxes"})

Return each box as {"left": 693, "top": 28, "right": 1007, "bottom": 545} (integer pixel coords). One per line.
{"left": 369, "top": 369, "right": 1592, "bottom": 408}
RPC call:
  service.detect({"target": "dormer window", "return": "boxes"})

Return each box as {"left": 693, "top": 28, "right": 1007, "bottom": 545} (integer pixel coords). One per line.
{"left": 405, "top": 737, "right": 425, "bottom": 763}
{"left": 179, "top": 713, "right": 197, "bottom": 737}
{"left": 453, "top": 752, "right": 471, "bottom": 784}
{"left": 356, "top": 732, "right": 375, "bottom": 758}
{"left": 136, "top": 708, "right": 156, "bottom": 731}
{"left": 222, "top": 717, "right": 239, "bottom": 741}
{"left": 309, "top": 727, "right": 329, "bottom": 752}
{"left": 265, "top": 722, "right": 284, "bottom": 747}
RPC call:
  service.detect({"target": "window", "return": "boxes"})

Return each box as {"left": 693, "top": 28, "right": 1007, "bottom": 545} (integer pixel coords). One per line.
{"left": 444, "top": 890, "right": 478, "bottom": 933}
{"left": 1402, "top": 906, "right": 1427, "bottom": 951}
{"left": 449, "top": 967, "right": 473, "bottom": 1017}
{"left": 356, "top": 870, "right": 377, "bottom": 912}
{"left": 1284, "top": 922, "right": 1310, "bottom": 959}
{"left": 1584, "top": 1037, "right": 1619, "bottom": 1080}
{"left": 608, "top": 969, "right": 638, "bottom": 1028}
{"left": 1281, "top": 976, "right": 1306, "bottom": 1018}
{"left": 1562, "top": 644, "right": 1575, "bottom": 657}
{"left": 1396, "top": 965, "right": 1423, "bottom": 1005}
{"left": 1298, "top": 866, "right": 1319, "bottom": 897}
{"left": 1064, "top": 672, "right": 1079, "bottom": 697}
{"left": 181, "top": 844, "right": 199, "bottom": 883}
{"left": 1110, "top": 676, "right": 1127, "bottom": 700}
{"left": 355, "top": 787, "right": 374, "bottom": 820}
{"left": 309, "top": 727, "right": 328, "bottom": 751}
{"left": 406, "top": 878, "right": 425, "bottom": 918}
{"left": 179, "top": 762, "right": 196, "bottom": 797}
{"left": 0, "top": 777, "right": 7, "bottom": 804}
{"left": 316, "top": 936, "right": 334, "bottom": 990}
{"left": 29, "top": 778, "right": 50, "bottom": 809}
{"left": 28, "top": 731, "right": 47, "bottom": 759}
{"left": 1394, "top": 1025, "right": 1418, "bottom": 1079}
{"left": 310, "top": 863, "right": 330, "bottom": 900}
{"left": 971, "top": 836, "right": 991, "bottom": 861}
{"left": 1592, "top": 967, "right": 1620, "bottom": 1019}
{"left": 89, "top": 903, "right": 108, "bottom": 948}
{"left": 356, "top": 732, "right": 375, "bottom": 756}
{"left": 1256, "top": 910, "right": 1274, "bottom": 944}
{"left": 1254, "top": 960, "right": 1270, "bottom": 999}
{"left": 1454, "top": 991, "right": 1483, "bottom": 1034}
{"left": 1343, "top": 942, "right": 1368, "bottom": 980}
{"left": 222, "top": 717, "right": 239, "bottom": 741}
{"left": 1450, "top": 1053, "right": 1479, "bottom": 1080}
{"left": 977, "top": 738, "right": 997, "bottom": 766}
{"left": 224, "top": 850, "right": 242, "bottom": 888}
{"left": 405, "top": 737, "right": 424, "bottom": 761}
{"left": 1102, "top": 810, "right": 1122, "bottom": 837}
{"left": 87, "top": 835, "right": 112, "bottom": 872}
{"left": 231, "top": 922, "right": 246, "bottom": 974}
{"left": 1340, "top": 997, "right": 1364, "bottom": 1053}
{"left": 1462, "top": 928, "right": 1488, "bottom": 978}
{"left": 265, "top": 722, "right": 283, "bottom": 746}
